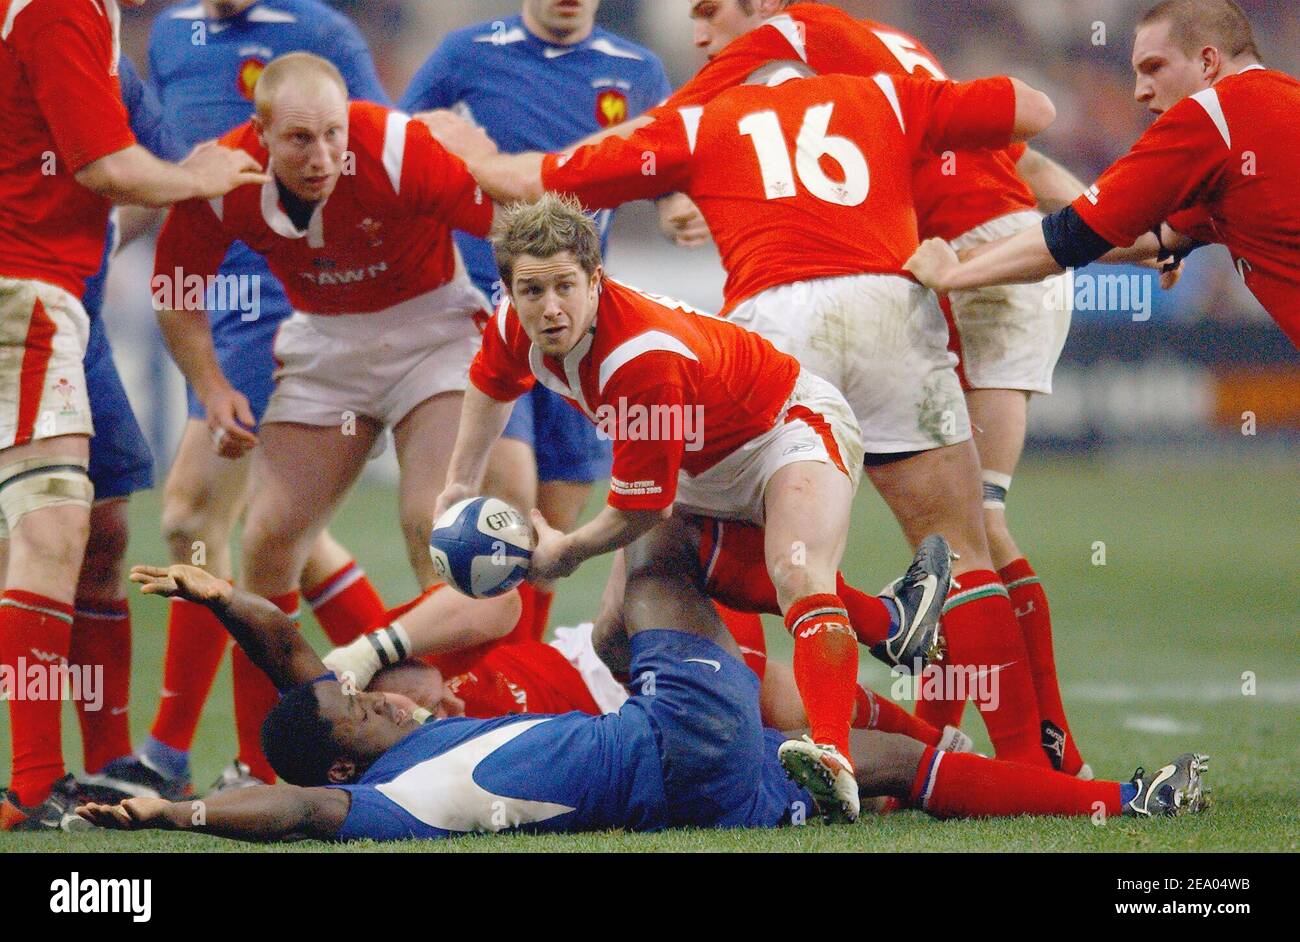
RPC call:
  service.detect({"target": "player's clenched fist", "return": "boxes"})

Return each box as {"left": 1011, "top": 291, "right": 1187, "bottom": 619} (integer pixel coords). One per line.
{"left": 415, "top": 110, "right": 499, "bottom": 163}
{"left": 180, "top": 141, "right": 271, "bottom": 200}
{"left": 904, "top": 237, "right": 962, "bottom": 293}
{"left": 130, "top": 564, "right": 233, "bottom": 607}
{"left": 76, "top": 797, "right": 177, "bottom": 831}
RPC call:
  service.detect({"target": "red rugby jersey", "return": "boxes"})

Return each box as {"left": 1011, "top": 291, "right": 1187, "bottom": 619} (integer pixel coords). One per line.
{"left": 430, "top": 641, "right": 601, "bottom": 719}
{"left": 1073, "top": 66, "right": 1300, "bottom": 346}
{"left": 543, "top": 72, "right": 1016, "bottom": 312}
{"left": 659, "top": 2, "right": 1037, "bottom": 241}
{"left": 154, "top": 101, "right": 493, "bottom": 315}
{"left": 0, "top": 0, "right": 135, "bottom": 296}
{"left": 470, "top": 278, "right": 800, "bottom": 510}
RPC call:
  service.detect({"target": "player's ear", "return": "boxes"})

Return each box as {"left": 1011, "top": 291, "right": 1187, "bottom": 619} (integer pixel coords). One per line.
{"left": 1200, "top": 45, "right": 1221, "bottom": 81}
{"left": 327, "top": 758, "right": 356, "bottom": 783}
{"left": 251, "top": 113, "right": 268, "bottom": 149}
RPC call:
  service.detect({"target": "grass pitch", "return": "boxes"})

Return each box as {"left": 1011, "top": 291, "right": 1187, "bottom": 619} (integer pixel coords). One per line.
{"left": 2, "top": 453, "right": 1297, "bottom": 852}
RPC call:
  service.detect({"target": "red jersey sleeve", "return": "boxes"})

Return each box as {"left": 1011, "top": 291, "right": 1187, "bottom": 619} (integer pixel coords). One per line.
{"left": 468, "top": 304, "right": 535, "bottom": 402}
{"left": 889, "top": 74, "right": 1017, "bottom": 157}
{"left": 153, "top": 198, "right": 234, "bottom": 293}
{"left": 403, "top": 119, "right": 494, "bottom": 237}
{"left": 1073, "top": 96, "right": 1231, "bottom": 248}
{"left": 12, "top": 3, "right": 135, "bottom": 172}
{"left": 542, "top": 115, "right": 692, "bottom": 209}
{"left": 604, "top": 385, "right": 686, "bottom": 512}
{"left": 1166, "top": 206, "right": 1220, "bottom": 245}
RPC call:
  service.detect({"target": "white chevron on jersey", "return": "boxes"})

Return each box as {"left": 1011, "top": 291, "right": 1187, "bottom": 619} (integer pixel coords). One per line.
{"left": 375, "top": 718, "right": 576, "bottom": 832}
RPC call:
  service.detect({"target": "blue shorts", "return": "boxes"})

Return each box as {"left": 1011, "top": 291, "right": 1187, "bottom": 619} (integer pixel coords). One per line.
{"left": 185, "top": 250, "right": 292, "bottom": 426}
{"left": 623, "top": 629, "right": 813, "bottom": 829}
{"left": 84, "top": 317, "right": 153, "bottom": 500}
{"left": 502, "top": 384, "right": 612, "bottom": 483}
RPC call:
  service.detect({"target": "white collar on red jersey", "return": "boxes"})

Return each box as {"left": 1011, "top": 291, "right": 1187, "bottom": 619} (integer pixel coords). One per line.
{"left": 1235, "top": 64, "right": 1266, "bottom": 75}
{"left": 261, "top": 160, "right": 326, "bottom": 248}
{"left": 529, "top": 328, "right": 596, "bottom": 418}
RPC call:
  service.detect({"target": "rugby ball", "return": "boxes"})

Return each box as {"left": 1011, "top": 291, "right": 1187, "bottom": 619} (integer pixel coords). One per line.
{"left": 428, "top": 497, "right": 533, "bottom": 598}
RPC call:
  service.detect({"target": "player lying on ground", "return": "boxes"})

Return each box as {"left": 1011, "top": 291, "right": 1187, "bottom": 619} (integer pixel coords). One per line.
{"left": 76, "top": 537, "right": 1208, "bottom": 841}
{"left": 434, "top": 193, "right": 965, "bottom": 820}
{"left": 905, "top": 0, "right": 1299, "bottom": 348}
{"left": 324, "top": 570, "right": 970, "bottom": 753}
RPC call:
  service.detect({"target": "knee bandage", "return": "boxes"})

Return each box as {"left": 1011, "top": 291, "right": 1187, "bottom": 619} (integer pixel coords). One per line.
{"left": 981, "top": 471, "right": 1012, "bottom": 511}
{"left": 0, "top": 456, "right": 93, "bottom": 538}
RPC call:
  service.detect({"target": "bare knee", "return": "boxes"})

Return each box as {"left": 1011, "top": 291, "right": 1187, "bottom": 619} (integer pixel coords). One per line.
{"left": 161, "top": 481, "right": 236, "bottom": 564}
{"left": 850, "top": 730, "right": 926, "bottom": 798}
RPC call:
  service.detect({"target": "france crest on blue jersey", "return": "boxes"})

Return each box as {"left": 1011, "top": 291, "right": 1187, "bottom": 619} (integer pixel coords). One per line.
{"left": 399, "top": 14, "right": 673, "bottom": 298}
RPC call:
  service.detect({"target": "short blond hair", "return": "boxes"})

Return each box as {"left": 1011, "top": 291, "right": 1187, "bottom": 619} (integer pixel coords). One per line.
{"left": 492, "top": 193, "right": 603, "bottom": 290}
{"left": 253, "top": 52, "right": 348, "bottom": 122}
{"left": 1140, "top": 0, "right": 1260, "bottom": 60}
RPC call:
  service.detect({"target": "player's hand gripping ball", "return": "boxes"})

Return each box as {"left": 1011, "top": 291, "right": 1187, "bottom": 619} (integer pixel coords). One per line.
{"left": 428, "top": 497, "right": 534, "bottom": 598}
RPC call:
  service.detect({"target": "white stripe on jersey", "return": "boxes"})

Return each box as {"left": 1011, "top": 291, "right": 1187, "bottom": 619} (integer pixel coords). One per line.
{"left": 872, "top": 74, "right": 907, "bottom": 134}
{"left": 678, "top": 106, "right": 704, "bottom": 154}
{"left": 764, "top": 14, "right": 808, "bottom": 63}
{"left": 374, "top": 718, "right": 575, "bottom": 833}
{"left": 1190, "top": 87, "right": 1232, "bottom": 149}
{"left": 381, "top": 110, "right": 412, "bottom": 195}
{"left": 4, "top": 0, "right": 41, "bottom": 41}
{"left": 598, "top": 329, "right": 700, "bottom": 394}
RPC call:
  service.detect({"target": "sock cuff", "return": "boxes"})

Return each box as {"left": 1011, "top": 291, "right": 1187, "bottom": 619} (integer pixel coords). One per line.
{"left": 854, "top": 684, "right": 878, "bottom": 730}
{"left": 908, "top": 745, "right": 943, "bottom": 808}
{"left": 783, "top": 593, "right": 849, "bottom": 635}
{"left": 997, "top": 557, "right": 1037, "bottom": 588}
{"left": 74, "top": 598, "right": 130, "bottom": 620}
{"left": 1, "top": 589, "right": 75, "bottom": 624}
{"left": 304, "top": 561, "right": 364, "bottom": 607}
{"left": 944, "top": 571, "right": 1008, "bottom": 613}
{"left": 268, "top": 591, "right": 301, "bottom": 620}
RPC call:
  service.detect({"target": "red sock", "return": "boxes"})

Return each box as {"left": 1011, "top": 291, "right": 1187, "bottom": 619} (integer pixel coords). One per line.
{"left": 0, "top": 590, "right": 74, "bottom": 805}
{"left": 716, "top": 602, "right": 767, "bottom": 680}
{"left": 1001, "top": 558, "right": 1084, "bottom": 774}
{"left": 150, "top": 598, "right": 228, "bottom": 751}
{"left": 304, "top": 561, "right": 386, "bottom": 645}
{"left": 854, "top": 684, "right": 942, "bottom": 745}
{"left": 933, "top": 571, "right": 1048, "bottom": 767}
{"left": 69, "top": 599, "right": 132, "bottom": 773}
{"left": 910, "top": 745, "right": 1120, "bottom": 818}
{"left": 836, "top": 574, "right": 893, "bottom": 648}
{"left": 530, "top": 588, "right": 554, "bottom": 641}
{"left": 232, "top": 591, "right": 298, "bottom": 783}
{"left": 786, "top": 594, "right": 858, "bottom": 759}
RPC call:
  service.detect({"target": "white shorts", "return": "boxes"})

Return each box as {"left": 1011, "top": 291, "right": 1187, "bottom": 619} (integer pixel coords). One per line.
{"left": 263, "top": 277, "right": 490, "bottom": 429}
{"left": 674, "top": 370, "right": 863, "bottom": 526}
{"left": 0, "top": 277, "right": 93, "bottom": 450}
{"left": 728, "top": 273, "right": 970, "bottom": 455}
{"left": 549, "top": 623, "right": 628, "bottom": 715}
{"left": 946, "top": 210, "right": 1073, "bottom": 394}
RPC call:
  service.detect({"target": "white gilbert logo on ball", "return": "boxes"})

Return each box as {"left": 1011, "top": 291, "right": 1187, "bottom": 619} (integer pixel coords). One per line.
{"left": 428, "top": 497, "right": 534, "bottom": 598}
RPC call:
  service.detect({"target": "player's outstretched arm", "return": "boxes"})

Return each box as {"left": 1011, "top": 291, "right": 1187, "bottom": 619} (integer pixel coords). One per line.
{"left": 435, "top": 386, "right": 517, "bottom": 520}
{"left": 529, "top": 504, "right": 672, "bottom": 582}
{"left": 76, "top": 786, "right": 348, "bottom": 842}
{"left": 76, "top": 141, "right": 270, "bottom": 207}
{"left": 906, "top": 224, "right": 1062, "bottom": 293}
{"left": 130, "top": 565, "right": 327, "bottom": 690}
{"left": 324, "top": 589, "right": 521, "bottom": 690}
